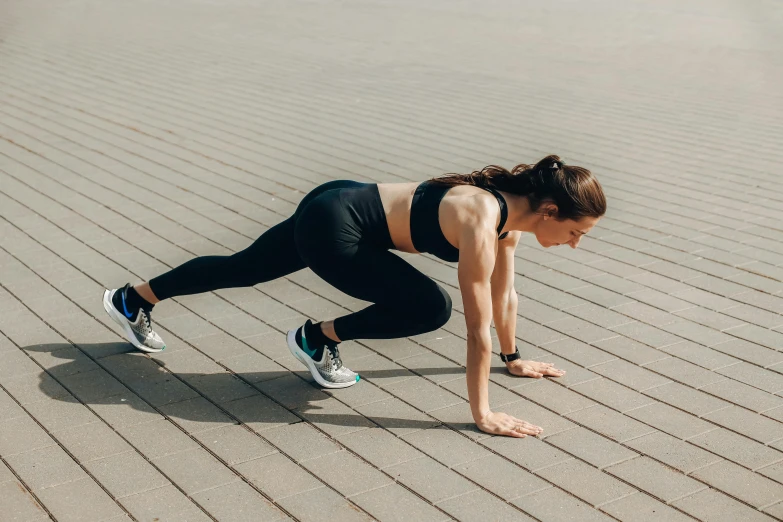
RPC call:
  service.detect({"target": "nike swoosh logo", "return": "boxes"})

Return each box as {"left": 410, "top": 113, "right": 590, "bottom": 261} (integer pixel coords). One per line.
{"left": 121, "top": 290, "right": 134, "bottom": 319}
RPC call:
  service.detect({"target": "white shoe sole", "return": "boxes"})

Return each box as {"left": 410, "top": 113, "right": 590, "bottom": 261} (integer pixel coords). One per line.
{"left": 103, "top": 289, "right": 164, "bottom": 353}
{"left": 286, "top": 329, "right": 357, "bottom": 389}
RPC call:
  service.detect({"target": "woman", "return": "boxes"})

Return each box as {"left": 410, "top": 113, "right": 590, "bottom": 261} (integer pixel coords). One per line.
{"left": 103, "top": 154, "right": 606, "bottom": 438}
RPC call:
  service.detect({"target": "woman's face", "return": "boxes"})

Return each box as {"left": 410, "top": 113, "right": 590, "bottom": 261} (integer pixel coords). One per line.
{"left": 535, "top": 211, "right": 600, "bottom": 249}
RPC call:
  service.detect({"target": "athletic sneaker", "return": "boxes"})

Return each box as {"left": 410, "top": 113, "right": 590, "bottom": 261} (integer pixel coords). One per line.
{"left": 287, "top": 320, "right": 359, "bottom": 389}
{"left": 102, "top": 285, "right": 166, "bottom": 353}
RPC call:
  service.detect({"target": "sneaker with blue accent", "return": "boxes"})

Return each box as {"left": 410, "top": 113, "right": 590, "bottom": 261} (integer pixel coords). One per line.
{"left": 102, "top": 284, "right": 166, "bottom": 353}
{"left": 286, "top": 320, "right": 359, "bottom": 389}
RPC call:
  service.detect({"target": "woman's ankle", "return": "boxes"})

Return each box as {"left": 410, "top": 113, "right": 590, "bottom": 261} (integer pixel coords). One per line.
{"left": 134, "top": 283, "right": 161, "bottom": 305}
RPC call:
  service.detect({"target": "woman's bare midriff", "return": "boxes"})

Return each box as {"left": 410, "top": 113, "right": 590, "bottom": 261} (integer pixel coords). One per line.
{"left": 376, "top": 182, "right": 421, "bottom": 253}
{"left": 377, "top": 182, "right": 497, "bottom": 254}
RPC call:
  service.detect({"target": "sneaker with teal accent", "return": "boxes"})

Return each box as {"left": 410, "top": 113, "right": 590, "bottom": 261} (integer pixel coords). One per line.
{"left": 286, "top": 320, "right": 359, "bottom": 389}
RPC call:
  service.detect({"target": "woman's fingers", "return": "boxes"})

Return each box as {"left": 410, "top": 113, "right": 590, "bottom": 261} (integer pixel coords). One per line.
{"left": 509, "top": 416, "right": 543, "bottom": 435}
{"left": 509, "top": 360, "right": 566, "bottom": 378}
{"left": 522, "top": 367, "right": 544, "bottom": 378}
{"left": 487, "top": 412, "right": 544, "bottom": 438}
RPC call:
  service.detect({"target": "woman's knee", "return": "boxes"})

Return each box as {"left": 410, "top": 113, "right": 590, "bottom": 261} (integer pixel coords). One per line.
{"left": 414, "top": 285, "right": 452, "bottom": 331}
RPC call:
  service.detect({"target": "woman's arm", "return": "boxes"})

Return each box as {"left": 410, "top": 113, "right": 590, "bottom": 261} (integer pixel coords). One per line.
{"left": 458, "top": 219, "right": 541, "bottom": 438}
{"left": 490, "top": 232, "right": 566, "bottom": 379}
{"left": 490, "top": 231, "right": 521, "bottom": 358}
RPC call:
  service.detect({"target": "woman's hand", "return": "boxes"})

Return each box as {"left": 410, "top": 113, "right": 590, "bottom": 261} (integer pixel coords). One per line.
{"left": 506, "top": 359, "right": 566, "bottom": 378}
{"left": 476, "top": 411, "right": 543, "bottom": 438}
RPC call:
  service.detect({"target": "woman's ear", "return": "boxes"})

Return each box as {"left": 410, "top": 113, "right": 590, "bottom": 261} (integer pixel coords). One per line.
{"left": 542, "top": 203, "right": 558, "bottom": 220}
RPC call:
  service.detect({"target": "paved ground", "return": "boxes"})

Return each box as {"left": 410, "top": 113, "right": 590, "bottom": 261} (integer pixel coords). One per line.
{"left": 1, "top": 0, "right": 783, "bottom": 520}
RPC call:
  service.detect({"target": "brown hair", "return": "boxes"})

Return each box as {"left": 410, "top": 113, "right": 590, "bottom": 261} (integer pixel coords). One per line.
{"left": 430, "top": 155, "right": 606, "bottom": 221}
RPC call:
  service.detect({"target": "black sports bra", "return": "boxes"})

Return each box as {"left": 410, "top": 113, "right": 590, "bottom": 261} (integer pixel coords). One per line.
{"left": 410, "top": 181, "right": 509, "bottom": 263}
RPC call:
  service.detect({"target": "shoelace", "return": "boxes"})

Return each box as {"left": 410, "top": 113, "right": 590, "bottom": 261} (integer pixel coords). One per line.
{"left": 327, "top": 344, "right": 343, "bottom": 370}
{"left": 140, "top": 309, "right": 153, "bottom": 332}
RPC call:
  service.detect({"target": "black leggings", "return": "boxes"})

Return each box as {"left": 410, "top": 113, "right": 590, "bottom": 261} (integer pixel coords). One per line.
{"left": 149, "top": 180, "right": 452, "bottom": 341}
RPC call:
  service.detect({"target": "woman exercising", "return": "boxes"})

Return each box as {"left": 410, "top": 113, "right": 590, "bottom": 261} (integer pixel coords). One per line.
{"left": 103, "top": 154, "right": 606, "bottom": 438}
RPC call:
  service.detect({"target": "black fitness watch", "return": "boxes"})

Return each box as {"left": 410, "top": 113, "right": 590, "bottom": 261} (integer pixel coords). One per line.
{"left": 499, "top": 347, "right": 521, "bottom": 363}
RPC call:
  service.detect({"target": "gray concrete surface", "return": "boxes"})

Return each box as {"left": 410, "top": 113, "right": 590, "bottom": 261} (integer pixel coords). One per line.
{"left": 1, "top": 0, "right": 783, "bottom": 520}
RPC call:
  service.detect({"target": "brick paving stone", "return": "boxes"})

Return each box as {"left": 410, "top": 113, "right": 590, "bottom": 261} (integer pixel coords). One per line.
{"left": 0, "top": 388, "right": 25, "bottom": 420}
{"left": 35, "top": 477, "right": 126, "bottom": 521}
{"left": 402, "top": 425, "right": 491, "bottom": 468}
{"left": 23, "top": 395, "right": 99, "bottom": 433}
{"left": 643, "top": 382, "right": 730, "bottom": 417}
{"left": 625, "top": 403, "right": 718, "bottom": 441}
{"left": 116, "top": 418, "right": 199, "bottom": 460}
{"left": 84, "top": 450, "right": 170, "bottom": 499}
{"left": 0, "top": 481, "right": 48, "bottom": 521}
{"left": 54, "top": 421, "right": 134, "bottom": 463}
{"left": 384, "top": 377, "right": 466, "bottom": 413}
{"left": 159, "top": 396, "right": 237, "bottom": 434}
{"left": 546, "top": 427, "right": 638, "bottom": 469}
{"left": 712, "top": 339, "right": 783, "bottom": 367}
{"left": 0, "top": 415, "right": 56, "bottom": 457}
{"left": 341, "top": 483, "right": 452, "bottom": 522}
{"left": 488, "top": 378, "right": 587, "bottom": 413}
{"left": 605, "top": 456, "right": 706, "bottom": 503}
{"left": 242, "top": 422, "right": 333, "bottom": 463}
{"left": 301, "top": 450, "right": 393, "bottom": 497}
{"left": 759, "top": 460, "right": 783, "bottom": 484}
{"left": 396, "top": 351, "right": 465, "bottom": 385}
{"left": 703, "top": 405, "right": 783, "bottom": 445}
{"left": 1, "top": 372, "right": 71, "bottom": 405}
{"left": 153, "top": 447, "right": 238, "bottom": 495}
{"left": 223, "top": 394, "right": 301, "bottom": 433}
{"left": 600, "top": 493, "right": 694, "bottom": 522}
{"left": 453, "top": 454, "right": 551, "bottom": 500}
{"left": 688, "top": 428, "right": 783, "bottom": 470}
{"left": 254, "top": 374, "right": 332, "bottom": 410}
{"left": 0, "top": 461, "right": 16, "bottom": 484}
{"left": 58, "top": 368, "right": 128, "bottom": 403}
{"left": 690, "top": 460, "right": 783, "bottom": 509}
{"left": 276, "top": 487, "right": 372, "bottom": 522}
{"left": 535, "top": 458, "right": 637, "bottom": 507}
{"left": 4, "top": 445, "right": 86, "bottom": 492}
{"left": 234, "top": 453, "right": 324, "bottom": 501}
{"left": 383, "top": 456, "right": 479, "bottom": 504}
{"left": 512, "top": 485, "right": 615, "bottom": 521}
{"left": 438, "top": 489, "right": 535, "bottom": 521}
{"left": 672, "top": 488, "right": 776, "bottom": 522}
{"left": 26, "top": 345, "right": 100, "bottom": 378}
{"left": 324, "top": 379, "right": 393, "bottom": 409}
{"left": 297, "top": 397, "right": 375, "bottom": 438}
{"left": 479, "top": 434, "right": 574, "bottom": 472}
{"left": 624, "top": 431, "right": 721, "bottom": 474}
{"left": 119, "top": 484, "right": 211, "bottom": 522}
{"left": 343, "top": 353, "right": 417, "bottom": 388}
{"left": 715, "top": 362, "right": 783, "bottom": 394}
{"left": 220, "top": 351, "right": 290, "bottom": 383}
{"left": 700, "top": 378, "right": 783, "bottom": 413}
{"left": 659, "top": 340, "right": 741, "bottom": 371}
{"left": 191, "top": 481, "right": 288, "bottom": 522}
{"left": 765, "top": 502, "right": 783, "bottom": 520}
{"left": 570, "top": 378, "right": 655, "bottom": 413}
{"left": 565, "top": 405, "right": 657, "bottom": 444}
{"left": 337, "top": 427, "right": 424, "bottom": 469}
{"left": 642, "top": 357, "right": 727, "bottom": 389}
{"left": 590, "top": 358, "right": 672, "bottom": 391}
{"left": 591, "top": 336, "right": 670, "bottom": 365}
{"left": 609, "top": 322, "right": 682, "bottom": 349}
{"left": 354, "top": 397, "right": 440, "bottom": 437}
